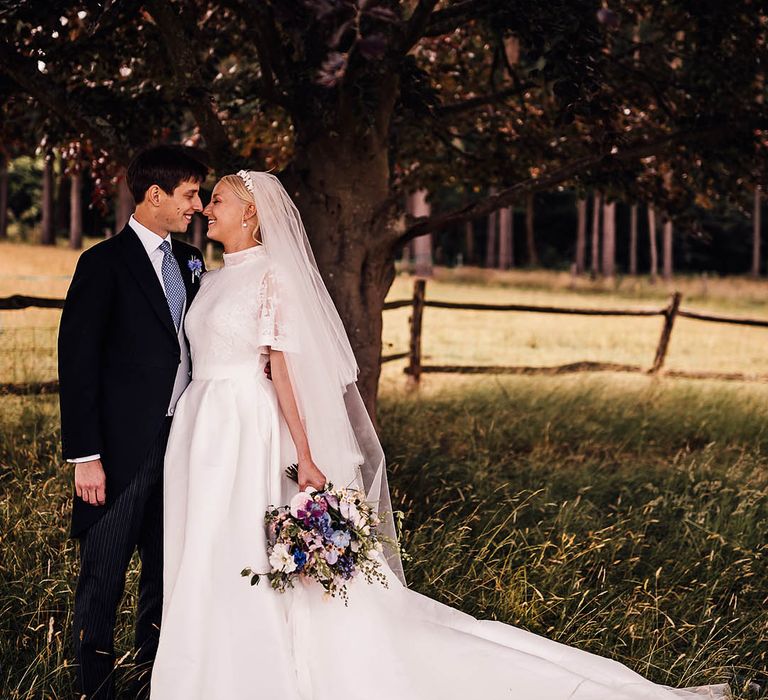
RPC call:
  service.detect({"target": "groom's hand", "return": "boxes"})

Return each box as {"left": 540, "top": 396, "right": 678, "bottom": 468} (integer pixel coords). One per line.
{"left": 74, "top": 459, "right": 107, "bottom": 506}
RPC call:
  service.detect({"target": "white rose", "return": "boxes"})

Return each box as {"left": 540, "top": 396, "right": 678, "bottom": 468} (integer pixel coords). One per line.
{"left": 269, "top": 543, "right": 297, "bottom": 573}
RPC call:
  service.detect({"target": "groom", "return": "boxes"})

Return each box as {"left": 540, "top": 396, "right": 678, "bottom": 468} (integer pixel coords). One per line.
{"left": 58, "top": 144, "right": 208, "bottom": 699}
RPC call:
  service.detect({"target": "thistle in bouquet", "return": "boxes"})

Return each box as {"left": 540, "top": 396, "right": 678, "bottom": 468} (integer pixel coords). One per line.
{"left": 242, "top": 464, "right": 393, "bottom": 604}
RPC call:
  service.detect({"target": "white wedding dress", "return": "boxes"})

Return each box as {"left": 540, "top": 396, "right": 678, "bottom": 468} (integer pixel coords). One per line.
{"left": 150, "top": 244, "right": 729, "bottom": 700}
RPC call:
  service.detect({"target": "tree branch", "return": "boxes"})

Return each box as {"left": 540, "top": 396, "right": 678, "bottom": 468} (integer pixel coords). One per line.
{"left": 398, "top": 122, "right": 758, "bottom": 244}
{"left": 436, "top": 85, "right": 525, "bottom": 116}
{"left": 145, "top": 0, "right": 242, "bottom": 172}
{"left": 422, "top": 0, "right": 494, "bottom": 38}
{"left": 397, "top": 0, "right": 440, "bottom": 55}
{"left": 230, "top": 1, "right": 293, "bottom": 93}
{"left": 0, "top": 40, "right": 131, "bottom": 162}
{"left": 218, "top": 0, "right": 294, "bottom": 110}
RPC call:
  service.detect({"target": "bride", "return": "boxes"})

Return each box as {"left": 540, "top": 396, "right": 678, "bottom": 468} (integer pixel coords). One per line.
{"left": 149, "top": 170, "right": 729, "bottom": 700}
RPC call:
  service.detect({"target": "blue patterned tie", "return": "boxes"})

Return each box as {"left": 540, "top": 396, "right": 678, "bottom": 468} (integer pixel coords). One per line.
{"left": 159, "top": 239, "right": 186, "bottom": 331}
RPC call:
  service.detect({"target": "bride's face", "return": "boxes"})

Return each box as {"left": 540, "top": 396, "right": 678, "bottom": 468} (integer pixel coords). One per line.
{"left": 202, "top": 181, "right": 256, "bottom": 247}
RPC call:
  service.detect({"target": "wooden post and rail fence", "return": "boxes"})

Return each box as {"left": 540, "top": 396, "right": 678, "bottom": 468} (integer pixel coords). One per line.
{"left": 3, "top": 282, "right": 768, "bottom": 394}
{"left": 382, "top": 280, "right": 768, "bottom": 385}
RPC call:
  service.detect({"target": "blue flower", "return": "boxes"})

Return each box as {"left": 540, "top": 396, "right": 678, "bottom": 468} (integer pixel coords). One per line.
{"left": 330, "top": 529, "right": 351, "bottom": 549}
{"left": 187, "top": 256, "right": 203, "bottom": 282}
{"left": 292, "top": 548, "right": 307, "bottom": 571}
{"left": 337, "top": 554, "right": 355, "bottom": 579}
{"left": 313, "top": 511, "right": 333, "bottom": 538}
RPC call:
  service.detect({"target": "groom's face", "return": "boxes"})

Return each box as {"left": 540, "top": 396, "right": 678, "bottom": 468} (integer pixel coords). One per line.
{"left": 158, "top": 179, "right": 203, "bottom": 233}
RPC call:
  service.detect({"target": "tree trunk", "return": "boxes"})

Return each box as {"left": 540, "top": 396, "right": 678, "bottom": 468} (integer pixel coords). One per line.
{"left": 662, "top": 219, "right": 673, "bottom": 281}
{"left": 408, "top": 190, "right": 433, "bottom": 277}
{"left": 400, "top": 238, "right": 412, "bottom": 271}
{"left": 629, "top": 203, "right": 638, "bottom": 275}
{"left": 40, "top": 150, "right": 55, "bottom": 245}
{"left": 575, "top": 197, "right": 587, "bottom": 274}
{"left": 56, "top": 152, "right": 68, "bottom": 236}
{"left": 648, "top": 205, "right": 658, "bottom": 283}
{"left": 281, "top": 127, "right": 398, "bottom": 418}
{"left": 525, "top": 193, "right": 538, "bottom": 266}
{"left": 498, "top": 206, "right": 513, "bottom": 269}
{"left": 0, "top": 155, "right": 8, "bottom": 240}
{"left": 115, "top": 166, "right": 133, "bottom": 235}
{"left": 590, "top": 192, "right": 601, "bottom": 277}
{"left": 601, "top": 199, "right": 616, "bottom": 278}
{"left": 464, "top": 220, "right": 475, "bottom": 265}
{"left": 69, "top": 171, "right": 83, "bottom": 249}
{"left": 752, "top": 186, "right": 761, "bottom": 278}
{"left": 486, "top": 208, "right": 497, "bottom": 268}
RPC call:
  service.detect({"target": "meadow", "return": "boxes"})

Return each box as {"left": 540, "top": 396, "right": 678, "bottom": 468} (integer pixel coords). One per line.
{"left": 1, "top": 240, "right": 767, "bottom": 698}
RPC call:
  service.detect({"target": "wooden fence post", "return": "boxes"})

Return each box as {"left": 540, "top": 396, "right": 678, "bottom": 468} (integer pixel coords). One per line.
{"left": 407, "top": 279, "right": 426, "bottom": 384}
{"left": 650, "top": 292, "right": 682, "bottom": 373}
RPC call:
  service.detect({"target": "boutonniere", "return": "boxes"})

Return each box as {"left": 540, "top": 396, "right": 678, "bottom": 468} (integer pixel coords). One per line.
{"left": 187, "top": 256, "right": 203, "bottom": 282}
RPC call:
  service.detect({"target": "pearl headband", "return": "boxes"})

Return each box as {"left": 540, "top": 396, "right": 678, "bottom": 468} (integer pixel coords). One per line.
{"left": 236, "top": 169, "right": 255, "bottom": 197}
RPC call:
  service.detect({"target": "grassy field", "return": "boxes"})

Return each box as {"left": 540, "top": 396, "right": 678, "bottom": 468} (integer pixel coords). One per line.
{"left": 1, "top": 241, "right": 768, "bottom": 697}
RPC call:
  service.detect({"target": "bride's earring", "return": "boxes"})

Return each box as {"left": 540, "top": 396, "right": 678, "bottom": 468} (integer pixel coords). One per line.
{"left": 242, "top": 221, "right": 248, "bottom": 228}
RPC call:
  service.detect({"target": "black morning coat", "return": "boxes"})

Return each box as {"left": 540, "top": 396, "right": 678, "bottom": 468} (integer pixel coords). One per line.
{"left": 58, "top": 223, "right": 205, "bottom": 537}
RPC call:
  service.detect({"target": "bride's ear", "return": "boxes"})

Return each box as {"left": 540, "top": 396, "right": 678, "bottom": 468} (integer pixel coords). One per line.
{"left": 244, "top": 203, "right": 258, "bottom": 222}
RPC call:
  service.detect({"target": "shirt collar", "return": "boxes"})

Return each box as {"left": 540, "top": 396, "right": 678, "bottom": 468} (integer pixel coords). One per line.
{"left": 129, "top": 214, "right": 171, "bottom": 257}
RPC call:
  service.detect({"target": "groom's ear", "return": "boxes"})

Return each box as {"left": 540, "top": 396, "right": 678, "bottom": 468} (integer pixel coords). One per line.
{"left": 146, "top": 184, "right": 164, "bottom": 207}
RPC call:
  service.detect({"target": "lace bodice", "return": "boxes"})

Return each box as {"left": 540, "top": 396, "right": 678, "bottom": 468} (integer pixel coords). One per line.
{"left": 184, "top": 245, "right": 297, "bottom": 373}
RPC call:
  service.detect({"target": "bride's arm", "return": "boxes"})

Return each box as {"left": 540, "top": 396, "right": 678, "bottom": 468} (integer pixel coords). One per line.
{"left": 268, "top": 348, "right": 327, "bottom": 491}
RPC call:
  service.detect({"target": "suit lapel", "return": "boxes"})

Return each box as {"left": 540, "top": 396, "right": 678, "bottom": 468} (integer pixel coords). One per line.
{"left": 116, "top": 225, "right": 178, "bottom": 340}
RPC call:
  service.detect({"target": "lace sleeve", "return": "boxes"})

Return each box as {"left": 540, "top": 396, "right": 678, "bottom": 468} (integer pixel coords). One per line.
{"left": 255, "top": 267, "right": 298, "bottom": 353}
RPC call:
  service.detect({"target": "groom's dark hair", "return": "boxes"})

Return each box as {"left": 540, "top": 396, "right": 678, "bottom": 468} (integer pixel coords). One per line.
{"left": 126, "top": 145, "right": 209, "bottom": 204}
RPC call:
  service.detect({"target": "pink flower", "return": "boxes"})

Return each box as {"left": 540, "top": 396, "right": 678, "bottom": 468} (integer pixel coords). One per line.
{"left": 290, "top": 491, "right": 313, "bottom": 518}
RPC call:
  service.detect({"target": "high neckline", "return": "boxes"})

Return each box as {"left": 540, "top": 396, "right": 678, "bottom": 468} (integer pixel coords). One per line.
{"left": 222, "top": 244, "right": 266, "bottom": 267}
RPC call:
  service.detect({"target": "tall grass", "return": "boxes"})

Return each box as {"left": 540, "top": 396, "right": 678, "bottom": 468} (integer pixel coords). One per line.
{"left": 380, "top": 375, "right": 768, "bottom": 697}
{"left": 2, "top": 376, "right": 767, "bottom": 697}
{"left": 0, "top": 397, "right": 141, "bottom": 699}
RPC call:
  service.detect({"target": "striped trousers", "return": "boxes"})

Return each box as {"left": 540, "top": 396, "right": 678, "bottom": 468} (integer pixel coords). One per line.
{"left": 72, "top": 418, "right": 171, "bottom": 700}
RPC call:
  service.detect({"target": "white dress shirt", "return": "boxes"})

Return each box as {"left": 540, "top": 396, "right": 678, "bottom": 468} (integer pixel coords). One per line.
{"left": 68, "top": 215, "right": 192, "bottom": 464}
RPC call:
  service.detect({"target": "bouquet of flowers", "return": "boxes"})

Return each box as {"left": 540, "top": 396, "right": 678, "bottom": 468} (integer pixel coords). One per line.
{"left": 242, "top": 465, "right": 390, "bottom": 603}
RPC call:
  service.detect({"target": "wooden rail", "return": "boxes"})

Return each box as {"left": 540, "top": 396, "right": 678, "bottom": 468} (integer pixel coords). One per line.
{"left": 422, "top": 300, "right": 661, "bottom": 316}
{"left": 0, "top": 295, "right": 65, "bottom": 310}
{"left": 0, "top": 381, "right": 59, "bottom": 396}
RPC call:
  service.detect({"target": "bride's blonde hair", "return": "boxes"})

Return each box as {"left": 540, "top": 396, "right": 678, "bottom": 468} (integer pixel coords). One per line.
{"left": 220, "top": 174, "right": 261, "bottom": 242}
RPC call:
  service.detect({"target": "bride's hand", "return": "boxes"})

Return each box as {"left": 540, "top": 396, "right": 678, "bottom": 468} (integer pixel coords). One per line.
{"left": 298, "top": 457, "right": 326, "bottom": 492}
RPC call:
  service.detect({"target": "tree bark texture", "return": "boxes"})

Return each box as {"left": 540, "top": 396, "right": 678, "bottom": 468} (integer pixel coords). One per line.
{"left": 629, "top": 204, "right": 638, "bottom": 276}
{"left": 590, "top": 192, "right": 601, "bottom": 277}
{"left": 40, "top": 151, "right": 55, "bottom": 246}
{"left": 648, "top": 206, "right": 658, "bottom": 283}
{"left": 662, "top": 219, "right": 673, "bottom": 281}
{"left": 752, "top": 187, "right": 761, "bottom": 278}
{"left": 498, "top": 206, "right": 513, "bottom": 269}
{"left": 69, "top": 171, "right": 83, "bottom": 250}
{"left": 575, "top": 198, "right": 587, "bottom": 274}
{"left": 601, "top": 200, "right": 616, "bottom": 278}
{"left": 525, "top": 193, "right": 538, "bottom": 266}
